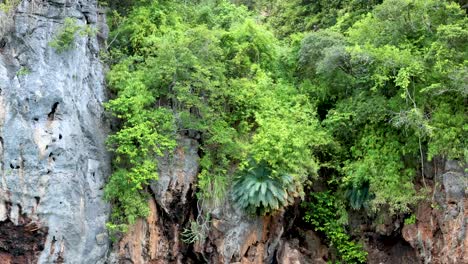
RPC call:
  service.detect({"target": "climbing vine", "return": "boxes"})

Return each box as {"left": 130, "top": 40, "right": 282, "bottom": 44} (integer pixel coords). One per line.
{"left": 303, "top": 192, "right": 367, "bottom": 263}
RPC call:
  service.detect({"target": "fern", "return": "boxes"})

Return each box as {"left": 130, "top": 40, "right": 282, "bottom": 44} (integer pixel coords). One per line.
{"left": 231, "top": 160, "right": 303, "bottom": 215}
{"left": 345, "top": 181, "right": 372, "bottom": 210}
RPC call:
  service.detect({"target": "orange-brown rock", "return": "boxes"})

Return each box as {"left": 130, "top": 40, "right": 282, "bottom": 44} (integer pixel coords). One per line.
{"left": 402, "top": 160, "right": 467, "bottom": 264}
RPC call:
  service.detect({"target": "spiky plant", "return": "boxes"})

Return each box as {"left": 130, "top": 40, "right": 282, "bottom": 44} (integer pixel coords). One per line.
{"left": 345, "top": 181, "right": 372, "bottom": 210}
{"left": 231, "top": 161, "right": 303, "bottom": 215}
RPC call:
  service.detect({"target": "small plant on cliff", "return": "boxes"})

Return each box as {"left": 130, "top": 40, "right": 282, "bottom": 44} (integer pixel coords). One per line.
{"left": 49, "top": 17, "right": 95, "bottom": 53}
{"left": 181, "top": 212, "right": 211, "bottom": 244}
{"left": 404, "top": 214, "right": 416, "bottom": 225}
{"left": 0, "top": 0, "right": 20, "bottom": 36}
{"left": 231, "top": 160, "right": 304, "bottom": 215}
{"left": 49, "top": 18, "right": 81, "bottom": 53}
{"left": 17, "top": 66, "right": 31, "bottom": 76}
{"left": 0, "top": 0, "right": 19, "bottom": 13}
{"left": 303, "top": 192, "right": 367, "bottom": 263}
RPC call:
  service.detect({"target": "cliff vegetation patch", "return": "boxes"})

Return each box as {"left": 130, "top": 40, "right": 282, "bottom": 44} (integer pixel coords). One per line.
{"left": 102, "top": 0, "right": 467, "bottom": 261}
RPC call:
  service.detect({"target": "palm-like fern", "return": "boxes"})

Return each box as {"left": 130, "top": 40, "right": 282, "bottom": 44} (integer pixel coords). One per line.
{"left": 345, "top": 181, "right": 372, "bottom": 210}
{"left": 231, "top": 161, "right": 303, "bottom": 215}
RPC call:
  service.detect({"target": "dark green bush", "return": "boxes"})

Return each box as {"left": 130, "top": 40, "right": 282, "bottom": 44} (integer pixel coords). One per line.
{"left": 232, "top": 160, "right": 303, "bottom": 215}
{"left": 303, "top": 192, "right": 367, "bottom": 263}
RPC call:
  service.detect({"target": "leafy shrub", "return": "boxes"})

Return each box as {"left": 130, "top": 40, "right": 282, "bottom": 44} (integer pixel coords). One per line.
{"left": 17, "top": 66, "right": 31, "bottom": 76}
{"left": 49, "top": 18, "right": 81, "bottom": 53}
{"left": 103, "top": 62, "right": 177, "bottom": 233}
{"left": 303, "top": 192, "right": 367, "bottom": 263}
{"left": 342, "top": 130, "right": 420, "bottom": 214}
{"left": 404, "top": 214, "right": 416, "bottom": 225}
{"left": 0, "top": 0, "right": 19, "bottom": 13}
{"left": 49, "top": 17, "right": 95, "bottom": 53}
{"left": 232, "top": 160, "right": 304, "bottom": 215}
{"left": 345, "top": 181, "right": 372, "bottom": 210}
{"left": 103, "top": 0, "right": 329, "bottom": 231}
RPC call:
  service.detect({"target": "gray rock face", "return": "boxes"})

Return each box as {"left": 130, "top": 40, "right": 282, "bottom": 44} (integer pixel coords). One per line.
{"left": 111, "top": 137, "right": 199, "bottom": 264}
{"left": 0, "top": 0, "right": 110, "bottom": 263}
{"left": 111, "top": 134, "right": 290, "bottom": 264}
{"left": 200, "top": 200, "right": 284, "bottom": 264}
{"left": 151, "top": 137, "right": 199, "bottom": 214}
{"left": 1, "top": 1, "right": 464, "bottom": 264}
{"left": 403, "top": 160, "right": 467, "bottom": 264}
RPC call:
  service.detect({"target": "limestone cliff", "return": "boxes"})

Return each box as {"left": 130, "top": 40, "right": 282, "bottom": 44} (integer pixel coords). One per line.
{"left": 402, "top": 160, "right": 467, "bottom": 264}
{"left": 110, "top": 140, "right": 466, "bottom": 264}
{"left": 0, "top": 1, "right": 466, "bottom": 264}
{"left": 0, "top": 0, "right": 110, "bottom": 263}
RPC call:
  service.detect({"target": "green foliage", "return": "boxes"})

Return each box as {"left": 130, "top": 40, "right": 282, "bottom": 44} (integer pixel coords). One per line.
{"left": 303, "top": 192, "right": 367, "bottom": 263}
{"left": 428, "top": 103, "right": 467, "bottom": 161}
{"left": 404, "top": 214, "right": 416, "bottom": 225}
{"left": 254, "top": 0, "right": 382, "bottom": 38}
{"left": 197, "top": 169, "right": 228, "bottom": 207}
{"left": 49, "top": 17, "right": 95, "bottom": 53}
{"left": 105, "top": 0, "right": 329, "bottom": 230}
{"left": 17, "top": 66, "right": 31, "bottom": 76}
{"left": 232, "top": 160, "right": 304, "bottom": 215}
{"left": 345, "top": 181, "right": 371, "bottom": 211}
{"left": 181, "top": 213, "right": 211, "bottom": 244}
{"left": 104, "top": 0, "right": 467, "bottom": 249}
{"left": 298, "top": 0, "right": 467, "bottom": 215}
{"left": 49, "top": 18, "right": 81, "bottom": 53}
{"left": 104, "top": 60, "right": 177, "bottom": 232}
{"left": 0, "top": 0, "right": 19, "bottom": 13}
{"left": 0, "top": 0, "right": 20, "bottom": 36}
{"left": 342, "top": 129, "right": 421, "bottom": 214}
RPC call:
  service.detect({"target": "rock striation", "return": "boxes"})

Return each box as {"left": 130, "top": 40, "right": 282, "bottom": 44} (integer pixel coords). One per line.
{"left": 0, "top": 2, "right": 466, "bottom": 264}
{"left": 0, "top": 0, "right": 110, "bottom": 263}
{"left": 402, "top": 160, "right": 467, "bottom": 264}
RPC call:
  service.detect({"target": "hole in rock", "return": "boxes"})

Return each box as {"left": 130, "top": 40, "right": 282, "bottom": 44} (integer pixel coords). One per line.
{"left": 47, "top": 102, "right": 59, "bottom": 121}
{"left": 0, "top": 215, "right": 48, "bottom": 263}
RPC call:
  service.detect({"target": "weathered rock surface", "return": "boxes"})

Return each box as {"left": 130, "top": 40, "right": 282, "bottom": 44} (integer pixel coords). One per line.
{"left": 109, "top": 137, "right": 200, "bottom": 264}
{"left": 276, "top": 232, "right": 328, "bottom": 264}
{"left": 110, "top": 137, "right": 290, "bottom": 264}
{"left": 0, "top": 0, "right": 110, "bottom": 263}
{"left": 402, "top": 160, "right": 467, "bottom": 264}
{"left": 1, "top": 2, "right": 466, "bottom": 264}
{"left": 110, "top": 139, "right": 467, "bottom": 264}
{"left": 200, "top": 206, "right": 284, "bottom": 264}
{"left": 0, "top": 205, "right": 48, "bottom": 264}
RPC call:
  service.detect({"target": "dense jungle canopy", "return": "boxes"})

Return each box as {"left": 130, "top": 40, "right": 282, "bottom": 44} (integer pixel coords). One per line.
{"left": 100, "top": 0, "right": 467, "bottom": 262}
